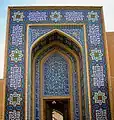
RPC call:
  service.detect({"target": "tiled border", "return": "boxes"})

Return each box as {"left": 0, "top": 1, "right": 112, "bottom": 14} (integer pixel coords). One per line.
{"left": 4, "top": 6, "right": 111, "bottom": 120}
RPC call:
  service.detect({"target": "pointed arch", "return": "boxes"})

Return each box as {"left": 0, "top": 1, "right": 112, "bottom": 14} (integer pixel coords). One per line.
{"left": 32, "top": 44, "right": 82, "bottom": 120}
{"left": 28, "top": 28, "right": 89, "bottom": 120}
{"left": 30, "top": 29, "right": 83, "bottom": 55}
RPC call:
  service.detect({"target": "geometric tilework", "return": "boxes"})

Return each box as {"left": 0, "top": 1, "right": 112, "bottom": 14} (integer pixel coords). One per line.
{"left": 87, "top": 11, "right": 99, "bottom": 22}
{"left": 9, "top": 65, "right": 23, "bottom": 89}
{"left": 43, "top": 52, "right": 69, "bottom": 96}
{"left": 29, "top": 28, "right": 85, "bottom": 119}
{"left": 12, "top": 11, "right": 25, "bottom": 22}
{"left": 93, "top": 90, "right": 107, "bottom": 105}
{"left": 91, "top": 64, "right": 105, "bottom": 88}
{"left": 61, "top": 29, "right": 83, "bottom": 45}
{"left": 35, "top": 47, "right": 81, "bottom": 120}
{"left": 11, "top": 25, "right": 24, "bottom": 46}
{"left": 64, "top": 11, "right": 84, "bottom": 22}
{"left": 90, "top": 48, "right": 103, "bottom": 62}
{"left": 50, "top": 11, "right": 62, "bottom": 22}
{"left": 9, "top": 49, "right": 23, "bottom": 63}
{"left": 9, "top": 110, "right": 20, "bottom": 120}
{"left": 30, "top": 28, "right": 51, "bottom": 42}
{"left": 29, "top": 27, "right": 83, "bottom": 46}
{"left": 96, "top": 108, "right": 107, "bottom": 120}
{"left": 8, "top": 92, "right": 22, "bottom": 107}
{"left": 5, "top": 6, "right": 111, "bottom": 120}
{"left": 27, "top": 11, "right": 47, "bottom": 22}
{"left": 88, "top": 24, "right": 101, "bottom": 46}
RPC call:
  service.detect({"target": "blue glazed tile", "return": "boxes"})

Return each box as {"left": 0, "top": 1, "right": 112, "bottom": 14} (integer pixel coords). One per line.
{"left": 5, "top": 8, "right": 111, "bottom": 120}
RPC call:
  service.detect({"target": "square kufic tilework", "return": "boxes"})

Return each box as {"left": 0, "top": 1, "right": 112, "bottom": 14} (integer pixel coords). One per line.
{"left": 11, "top": 25, "right": 24, "bottom": 46}
{"left": 9, "top": 65, "right": 23, "bottom": 89}
{"left": 96, "top": 108, "right": 107, "bottom": 120}
{"left": 88, "top": 24, "right": 101, "bottom": 46}
{"left": 91, "top": 64, "right": 105, "bottom": 88}
{"left": 9, "top": 110, "right": 20, "bottom": 120}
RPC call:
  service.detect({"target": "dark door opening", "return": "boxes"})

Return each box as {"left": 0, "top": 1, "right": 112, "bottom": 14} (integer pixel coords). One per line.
{"left": 44, "top": 99, "right": 70, "bottom": 120}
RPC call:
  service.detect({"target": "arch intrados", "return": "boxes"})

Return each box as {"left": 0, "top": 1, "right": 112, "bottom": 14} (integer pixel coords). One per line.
{"left": 32, "top": 44, "right": 82, "bottom": 120}
{"left": 41, "top": 49, "right": 71, "bottom": 67}
{"left": 31, "top": 29, "right": 84, "bottom": 120}
{"left": 33, "top": 42, "right": 81, "bottom": 63}
{"left": 30, "top": 29, "right": 83, "bottom": 55}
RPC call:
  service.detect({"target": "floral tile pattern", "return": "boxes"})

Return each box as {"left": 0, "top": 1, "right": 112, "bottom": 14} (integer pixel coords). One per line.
{"left": 30, "top": 28, "right": 51, "bottom": 42}
{"left": 12, "top": 11, "right": 25, "bottom": 22}
{"left": 5, "top": 7, "right": 111, "bottom": 120}
{"left": 93, "top": 90, "right": 107, "bottom": 105}
{"left": 9, "top": 49, "right": 23, "bottom": 63}
{"left": 87, "top": 11, "right": 99, "bottom": 22}
{"left": 35, "top": 47, "right": 81, "bottom": 120}
{"left": 50, "top": 11, "right": 62, "bottom": 22}
{"left": 43, "top": 52, "right": 69, "bottom": 96}
{"left": 8, "top": 92, "right": 22, "bottom": 107}
{"left": 90, "top": 48, "right": 103, "bottom": 62}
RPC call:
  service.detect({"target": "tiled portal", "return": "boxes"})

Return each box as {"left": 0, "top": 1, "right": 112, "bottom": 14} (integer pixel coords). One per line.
{"left": 4, "top": 6, "right": 111, "bottom": 120}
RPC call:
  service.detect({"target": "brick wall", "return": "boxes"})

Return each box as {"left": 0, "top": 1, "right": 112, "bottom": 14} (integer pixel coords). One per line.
{"left": 106, "top": 32, "right": 114, "bottom": 119}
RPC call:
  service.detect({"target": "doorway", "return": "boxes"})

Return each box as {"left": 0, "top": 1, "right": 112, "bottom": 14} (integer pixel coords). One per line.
{"left": 31, "top": 30, "right": 85, "bottom": 119}
{"left": 44, "top": 99, "right": 70, "bottom": 120}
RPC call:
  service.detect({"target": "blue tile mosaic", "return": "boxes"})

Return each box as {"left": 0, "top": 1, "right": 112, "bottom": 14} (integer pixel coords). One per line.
{"left": 35, "top": 46, "right": 82, "bottom": 120}
{"left": 43, "top": 52, "right": 69, "bottom": 96}
{"left": 5, "top": 7, "right": 111, "bottom": 120}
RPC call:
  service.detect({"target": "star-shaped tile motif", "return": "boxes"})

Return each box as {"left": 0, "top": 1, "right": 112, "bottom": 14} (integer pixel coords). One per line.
{"left": 9, "top": 110, "right": 20, "bottom": 120}
{"left": 50, "top": 11, "right": 62, "bottom": 22}
{"left": 87, "top": 11, "right": 99, "bottom": 22}
{"left": 8, "top": 92, "right": 22, "bottom": 107}
{"left": 93, "top": 90, "right": 107, "bottom": 105}
{"left": 90, "top": 48, "right": 103, "bottom": 62}
{"left": 12, "top": 11, "right": 25, "bottom": 22}
{"left": 10, "top": 49, "right": 23, "bottom": 63}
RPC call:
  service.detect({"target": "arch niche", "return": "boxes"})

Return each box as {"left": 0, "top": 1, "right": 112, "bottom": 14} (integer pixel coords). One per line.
{"left": 31, "top": 29, "right": 87, "bottom": 120}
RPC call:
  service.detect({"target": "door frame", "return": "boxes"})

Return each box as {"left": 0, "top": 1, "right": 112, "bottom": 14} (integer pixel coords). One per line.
{"left": 43, "top": 98, "right": 71, "bottom": 120}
